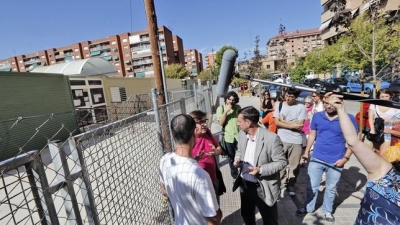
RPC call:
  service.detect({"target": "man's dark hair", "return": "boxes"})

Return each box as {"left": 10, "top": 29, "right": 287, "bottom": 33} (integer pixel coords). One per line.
{"left": 170, "top": 114, "right": 196, "bottom": 144}
{"left": 238, "top": 106, "right": 259, "bottom": 125}
{"left": 224, "top": 91, "right": 240, "bottom": 104}
{"left": 286, "top": 88, "right": 301, "bottom": 98}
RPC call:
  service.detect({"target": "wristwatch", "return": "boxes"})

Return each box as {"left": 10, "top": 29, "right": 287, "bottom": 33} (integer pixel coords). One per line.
{"left": 343, "top": 156, "right": 350, "bottom": 161}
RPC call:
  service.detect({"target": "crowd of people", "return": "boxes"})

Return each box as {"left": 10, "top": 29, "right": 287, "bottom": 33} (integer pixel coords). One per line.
{"left": 158, "top": 87, "right": 400, "bottom": 225}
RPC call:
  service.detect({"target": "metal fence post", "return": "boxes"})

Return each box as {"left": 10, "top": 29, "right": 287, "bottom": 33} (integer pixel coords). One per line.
{"left": 193, "top": 84, "right": 198, "bottom": 109}
{"left": 48, "top": 142, "right": 83, "bottom": 225}
{"left": 68, "top": 137, "right": 100, "bottom": 225}
{"left": 180, "top": 98, "right": 186, "bottom": 115}
{"left": 31, "top": 157, "right": 60, "bottom": 225}
{"left": 151, "top": 88, "right": 165, "bottom": 151}
{"left": 204, "top": 81, "right": 212, "bottom": 115}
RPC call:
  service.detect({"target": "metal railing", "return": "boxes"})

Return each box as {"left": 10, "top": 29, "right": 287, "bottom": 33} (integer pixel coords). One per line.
{"left": 0, "top": 83, "right": 213, "bottom": 224}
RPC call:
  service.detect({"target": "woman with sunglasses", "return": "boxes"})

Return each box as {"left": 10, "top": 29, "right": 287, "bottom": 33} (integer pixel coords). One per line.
{"left": 260, "top": 90, "right": 275, "bottom": 119}
{"left": 189, "top": 110, "right": 224, "bottom": 200}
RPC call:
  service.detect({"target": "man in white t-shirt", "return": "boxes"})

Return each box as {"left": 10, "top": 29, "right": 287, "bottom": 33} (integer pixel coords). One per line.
{"left": 159, "top": 114, "right": 221, "bottom": 225}
{"left": 274, "top": 89, "right": 306, "bottom": 196}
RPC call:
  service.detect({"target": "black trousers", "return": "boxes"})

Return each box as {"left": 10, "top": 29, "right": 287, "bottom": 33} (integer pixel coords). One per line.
{"left": 240, "top": 182, "right": 279, "bottom": 225}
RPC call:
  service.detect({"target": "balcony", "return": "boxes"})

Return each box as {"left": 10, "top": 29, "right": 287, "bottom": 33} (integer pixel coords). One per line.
{"left": 321, "top": 9, "right": 335, "bottom": 23}
{"left": 55, "top": 53, "right": 73, "bottom": 59}
{"left": 90, "top": 45, "right": 110, "bottom": 52}
{"left": 133, "top": 59, "right": 152, "bottom": 66}
{"left": 321, "top": 0, "right": 333, "bottom": 6}
{"left": 24, "top": 58, "right": 40, "bottom": 65}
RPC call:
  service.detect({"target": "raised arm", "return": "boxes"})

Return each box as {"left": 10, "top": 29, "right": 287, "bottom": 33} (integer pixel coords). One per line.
{"left": 326, "top": 94, "right": 392, "bottom": 181}
{"left": 368, "top": 106, "right": 376, "bottom": 134}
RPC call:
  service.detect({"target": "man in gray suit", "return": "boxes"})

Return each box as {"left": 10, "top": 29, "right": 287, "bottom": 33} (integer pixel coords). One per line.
{"left": 233, "top": 106, "right": 287, "bottom": 225}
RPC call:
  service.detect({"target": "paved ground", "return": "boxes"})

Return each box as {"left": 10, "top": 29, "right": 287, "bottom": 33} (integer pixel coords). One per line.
{"left": 211, "top": 94, "right": 369, "bottom": 225}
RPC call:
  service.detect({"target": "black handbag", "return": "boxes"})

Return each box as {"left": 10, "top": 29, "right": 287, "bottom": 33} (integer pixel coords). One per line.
{"left": 214, "top": 157, "right": 226, "bottom": 196}
{"left": 218, "top": 133, "right": 228, "bottom": 156}
{"left": 366, "top": 106, "right": 385, "bottom": 144}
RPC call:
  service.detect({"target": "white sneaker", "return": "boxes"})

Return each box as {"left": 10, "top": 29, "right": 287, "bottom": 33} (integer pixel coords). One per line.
{"left": 288, "top": 186, "right": 296, "bottom": 196}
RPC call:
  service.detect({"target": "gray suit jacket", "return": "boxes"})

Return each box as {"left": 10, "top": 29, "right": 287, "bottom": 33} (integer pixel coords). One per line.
{"left": 236, "top": 127, "right": 287, "bottom": 206}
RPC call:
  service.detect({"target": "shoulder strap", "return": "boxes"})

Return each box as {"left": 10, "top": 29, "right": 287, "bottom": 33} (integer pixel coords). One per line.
{"left": 375, "top": 105, "right": 381, "bottom": 118}
{"left": 279, "top": 101, "right": 283, "bottom": 113}
{"left": 220, "top": 105, "right": 226, "bottom": 129}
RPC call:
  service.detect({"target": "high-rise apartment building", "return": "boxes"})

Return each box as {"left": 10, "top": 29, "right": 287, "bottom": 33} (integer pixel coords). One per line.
{"left": 0, "top": 26, "right": 181, "bottom": 77}
{"left": 172, "top": 35, "right": 185, "bottom": 64}
{"left": 184, "top": 49, "right": 203, "bottom": 76}
{"left": 262, "top": 28, "right": 323, "bottom": 72}
{"left": 205, "top": 52, "right": 216, "bottom": 70}
{"left": 320, "top": 0, "right": 400, "bottom": 43}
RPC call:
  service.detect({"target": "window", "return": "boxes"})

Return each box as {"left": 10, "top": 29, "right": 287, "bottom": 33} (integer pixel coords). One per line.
{"left": 70, "top": 80, "right": 86, "bottom": 86}
{"left": 123, "top": 46, "right": 129, "bottom": 50}
{"left": 112, "top": 41, "right": 117, "bottom": 45}
{"left": 76, "top": 56, "right": 80, "bottom": 59}
{"left": 85, "top": 54, "right": 89, "bottom": 57}
{"left": 41, "top": 55, "right": 45, "bottom": 58}
{"left": 84, "top": 46, "right": 89, "bottom": 50}
{"left": 115, "top": 63, "right": 120, "bottom": 66}
{"left": 90, "top": 88, "right": 105, "bottom": 104}
{"left": 11, "top": 62, "right": 15, "bottom": 64}
{"left": 266, "top": 65, "right": 270, "bottom": 69}
{"left": 75, "top": 48, "right": 79, "bottom": 52}
{"left": 110, "top": 87, "right": 127, "bottom": 102}
{"left": 122, "top": 38, "right": 128, "bottom": 42}
{"left": 88, "top": 80, "right": 102, "bottom": 85}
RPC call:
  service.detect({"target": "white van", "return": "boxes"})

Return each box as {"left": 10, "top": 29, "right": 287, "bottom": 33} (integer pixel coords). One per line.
{"left": 273, "top": 73, "right": 291, "bottom": 84}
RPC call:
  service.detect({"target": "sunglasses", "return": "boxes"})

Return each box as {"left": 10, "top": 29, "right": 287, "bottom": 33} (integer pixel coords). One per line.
{"left": 196, "top": 119, "right": 208, "bottom": 124}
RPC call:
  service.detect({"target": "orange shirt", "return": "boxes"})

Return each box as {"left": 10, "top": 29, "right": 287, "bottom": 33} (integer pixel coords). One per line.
{"left": 260, "top": 112, "right": 277, "bottom": 133}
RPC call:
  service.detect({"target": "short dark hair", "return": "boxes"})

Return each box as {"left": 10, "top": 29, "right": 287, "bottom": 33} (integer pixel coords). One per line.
{"left": 189, "top": 110, "right": 207, "bottom": 123}
{"left": 238, "top": 106, "right": 259, "bottom": 125}
{"left": 170, "top": 114, "right": 196, "bottom": 144}
{"left": 224, "top": 91, "right": 240, "bottom": 104}
{"left": 286, "top": 88, "right": 300, "bottom": 98}
{"left": 377, "top": 88, "right": 393, "bottom": 99}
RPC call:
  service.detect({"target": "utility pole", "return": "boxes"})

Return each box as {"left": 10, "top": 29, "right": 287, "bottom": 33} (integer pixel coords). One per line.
{"left": 144, "top": 0, "right": 171, "bottom": 152}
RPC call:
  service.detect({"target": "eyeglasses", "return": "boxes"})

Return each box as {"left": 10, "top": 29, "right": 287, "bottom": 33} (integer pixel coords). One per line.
{"left": 312, "top": 95, "right": 317, "bottom": 97}
{"left": 196, "top": 119, "right": 208, "bottom": 124}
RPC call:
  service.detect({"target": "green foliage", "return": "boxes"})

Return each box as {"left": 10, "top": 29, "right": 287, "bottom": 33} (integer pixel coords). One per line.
{"left": 215, "top": 45, "right": 239, "bottom": 68}
{"left": 289, "top": 57, "right": 307, "bottom": 83}
{"left": 164, "top": 63, "right": 191, "bottom": 79}
{"left": 198, "top": 69, "right": 213, "bottom": 83}
{"left": 232, "top": 77, "right": 247, "bottom": 85}
{"left": 342, "top": 13, "right": 400, "bottom": 75}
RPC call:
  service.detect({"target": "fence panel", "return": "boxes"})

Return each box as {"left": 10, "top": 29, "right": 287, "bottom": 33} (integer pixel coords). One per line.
{"left": 0, "top": 86, "right": 213, "bottom": 224}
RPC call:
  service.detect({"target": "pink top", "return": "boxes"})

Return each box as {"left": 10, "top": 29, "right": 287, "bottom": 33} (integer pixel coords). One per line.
{"left": 302, "top": 106, "right": 313, "bottom": 134}
{"left": 192, "top": 128, "right": 218, "bottom": 182}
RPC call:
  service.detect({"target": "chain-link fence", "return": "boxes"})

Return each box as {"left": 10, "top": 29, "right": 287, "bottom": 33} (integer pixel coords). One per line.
{"left": 0, "top": 83, "right": 213, "bottom": 225}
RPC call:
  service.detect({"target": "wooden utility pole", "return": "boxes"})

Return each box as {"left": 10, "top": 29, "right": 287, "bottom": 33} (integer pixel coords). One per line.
{"left": 144, "top": 0, "right": 165, "bottom": 104}
{"left": 144, "top": 0, "right": 171, "bottom": 152}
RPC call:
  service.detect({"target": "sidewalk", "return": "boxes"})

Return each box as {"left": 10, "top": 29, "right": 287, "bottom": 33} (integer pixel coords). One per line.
{"left": 211, "top": 95, "right": 368, "bottom": 225}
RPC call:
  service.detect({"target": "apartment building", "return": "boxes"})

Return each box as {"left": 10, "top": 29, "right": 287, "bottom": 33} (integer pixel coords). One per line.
{"left": 205, "top": 52, "right": 217, "bottom": 70}
{"left": 320, "top": 0, "right": 400, "bottom": 43}
{"left": 0, "top": 57, "right": 19, "bottom": 72}
{"left": 262, "top": 28, "right": 323, "bottom": 72}
{"left": 0, "top": 26, "right": 180, "bottom": 77}
{"left": 184, "top": 49, "right": 203, "bottom": 76}
{"left": 172, "top": 35, "right": 185, "bottom": 64}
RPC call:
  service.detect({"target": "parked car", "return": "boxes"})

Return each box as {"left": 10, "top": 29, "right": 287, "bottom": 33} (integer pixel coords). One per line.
{"left": 320, "top": 77, "right": 348, "bottom": 92}
{"left": 253, "top": 84, "right": 269, "bottom": 97}
{"left": 346, "top": 79, "right": 390, "bottom": 95}
{"left": 303, "top": 78, "right": 323, "bottom": 88}
{"left": 268, "top": 84, "right": 283, "bottom": 100}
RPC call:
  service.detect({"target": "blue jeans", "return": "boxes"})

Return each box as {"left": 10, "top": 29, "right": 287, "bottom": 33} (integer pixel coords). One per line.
{"left": 304, "top": 157, "right": 342, "bottom": 214}
{"left": 226, "top": 140, "right": 239, "bottom": 178}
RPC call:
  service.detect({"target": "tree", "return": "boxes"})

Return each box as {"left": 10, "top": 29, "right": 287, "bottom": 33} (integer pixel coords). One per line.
{"left": 164, "top": 63, "right": 191, "bottom": 79}
{"left": 289, "top": 57, "right": 308, "bottom": 83}
{"left": 330, "top": 0, "right": 400, "bottom": 87}
{"left": 249, "top": 35, "right": 263, "bottom": 77}
{"left": 198, "top": 69, "right": 213, "bottom": 83}
{"left": 215, "top": 45, "right": 239, "bottom": 68}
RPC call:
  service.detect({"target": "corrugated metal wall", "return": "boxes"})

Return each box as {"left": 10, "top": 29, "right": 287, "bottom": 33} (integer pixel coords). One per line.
{"left": 0, "top": 72, "right": 78, "bottom": 161}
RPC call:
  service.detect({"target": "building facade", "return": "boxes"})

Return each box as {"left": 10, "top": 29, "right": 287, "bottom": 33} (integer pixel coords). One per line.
{"left": 205, "top": 52, "right": 216, "bottom": 70}
{"left": 262, "top": 28, "right": 324, "bottom": 72}
{"left": 320, "top": 0, "right": 400, "bottom": 43}
{"left": 0, "top": 26, "right": 182, "bottom": 78}
{"left": 184, "top": 49, "right": 203, "bottom": 76}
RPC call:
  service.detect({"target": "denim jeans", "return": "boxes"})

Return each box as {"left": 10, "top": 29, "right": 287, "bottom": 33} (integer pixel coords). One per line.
{"left": 226, "top": 140, "right": 239, "bottom": 178}
{"left": 304, "top": 157, "right": 342, "bottom": 214}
